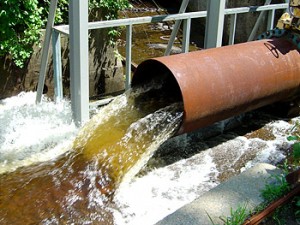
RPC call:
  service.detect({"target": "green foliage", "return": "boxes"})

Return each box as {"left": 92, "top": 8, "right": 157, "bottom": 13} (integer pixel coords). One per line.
{"left": 220, "top": 204, "right": 249, "bottom": 225}
{"left": 90, "top": 0, "right": 131, "bottom": 44}
{"left": 259, "top": 174, "right": 291, "bottom": 224}
{"left": 0, "top": 0, "right": 130, "bottom": 68}
{"left": 90, "top": 0, "right": 131, "bottom": 20}
{"left": 0, "top": 0, "right": 44, "bottom": 67}
{"left": 295, "top": 196, "right": 300, "bottom": 223}
{"left": 288, "top": 121, "right": 300, "bottom": 164}
{"left": 287, "top": 137, "right": 300, "bottom": 161}
{"left": 207, "top": 203, "right": 249, "bottom": 225}
{"left": 40, "top": 0, "right": 69, "bottom": 24}
{"left": 287, "top": 123, "right": 300, "bottom": 222}
{"left": 261, "top": 174, "right": 290, "bottom": 203}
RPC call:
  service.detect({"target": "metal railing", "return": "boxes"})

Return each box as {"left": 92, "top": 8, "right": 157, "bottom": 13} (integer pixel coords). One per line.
{"left": 37, "top": 0, "right": 289, "bottom": 125}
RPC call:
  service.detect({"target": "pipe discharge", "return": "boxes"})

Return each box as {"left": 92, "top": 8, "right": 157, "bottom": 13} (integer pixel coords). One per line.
{"left": 132, "top": 38, "right": 300, "bottom": 134}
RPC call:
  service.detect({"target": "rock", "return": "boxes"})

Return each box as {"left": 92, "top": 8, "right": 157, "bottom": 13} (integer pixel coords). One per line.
{"left": 0, "top": 25, "right": 125, "bottom": 100}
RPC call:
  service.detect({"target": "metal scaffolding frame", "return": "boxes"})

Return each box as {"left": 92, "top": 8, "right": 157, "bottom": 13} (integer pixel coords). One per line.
{"left": 36, "top": 0, "right": 288, "bottom": 126}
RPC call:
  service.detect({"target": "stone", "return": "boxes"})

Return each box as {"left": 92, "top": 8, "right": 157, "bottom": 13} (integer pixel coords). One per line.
{"left": 0, "top": 28, "right": 125, "bottom": 100}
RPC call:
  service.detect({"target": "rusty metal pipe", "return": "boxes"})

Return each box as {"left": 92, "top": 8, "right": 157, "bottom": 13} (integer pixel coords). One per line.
{"left": 132, "top": 38, "right": 300, "bottom": 134}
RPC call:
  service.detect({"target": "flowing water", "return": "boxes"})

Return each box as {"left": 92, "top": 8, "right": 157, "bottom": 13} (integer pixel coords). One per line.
{"left": 0, "top": 83, "right": 183, "bottom": 224}
{"left": 1, "top": 3, "right": 299, "bottom": 224}
{"left": 0, "top": 90, "right": 299, "bottom": 225}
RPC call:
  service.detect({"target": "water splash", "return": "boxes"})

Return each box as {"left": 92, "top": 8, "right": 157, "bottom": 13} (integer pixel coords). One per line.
{"left": 112, "top": 112, "right": 300, "bottom": 225}
{"left": 1, "top": 89, "right": 298, "bottom": 225}
{"left": 73, "top": 86, "right": 183, "bottom": 193}
{"left": 0, "top": 92, "right": 78, "bottom": 174}
{"left": 0, "top": 86, "right": 183, "bottom": 224}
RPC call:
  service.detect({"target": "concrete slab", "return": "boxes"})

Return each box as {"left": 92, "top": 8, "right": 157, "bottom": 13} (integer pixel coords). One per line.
{"left": 155, "top": 163, "right": 282, "bottom": 225}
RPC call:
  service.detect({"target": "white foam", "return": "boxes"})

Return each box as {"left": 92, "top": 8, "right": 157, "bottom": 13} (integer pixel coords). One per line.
{"left": 114, "top": 153, "right": 219, "bottom": 225}
{"left": 1, "top": 91, "right": 299, "bottom": 225}
{"left": 0, "top": 92, "right": 78, "bottom": 173}
{"left": 242, "top": 118, "right": 299, "bottom": 171}
{"left": 113, "top": 117, "right": 300, "bottom": 225}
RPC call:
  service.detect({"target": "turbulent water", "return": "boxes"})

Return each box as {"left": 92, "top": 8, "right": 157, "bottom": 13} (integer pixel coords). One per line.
{"left": 0, "top": 89, "right": 298, "bottom": 225}
{"left": 0, "top": 92, "right": 78, "bottom": 174}
{"left": 0, "top": 85, "right": 183, "bottom": 224}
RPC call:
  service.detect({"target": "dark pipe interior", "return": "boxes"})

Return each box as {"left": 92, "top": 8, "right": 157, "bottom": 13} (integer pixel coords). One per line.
{"left": 132, "top": 59, "right": 183, "bottom": 104}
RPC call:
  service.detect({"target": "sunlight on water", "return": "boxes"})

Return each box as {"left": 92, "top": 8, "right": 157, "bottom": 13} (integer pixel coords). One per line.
{"left": 0, "top": 92, "right": 78, "bottom": 174}
{"left": 73, "top": 85, "right": 183, "bottom": 192}
{"left": 0, "top": 88, "right": 298, "bottom": 225}
{"left": 0, "top": 85, "right": 183, "bottom": 224}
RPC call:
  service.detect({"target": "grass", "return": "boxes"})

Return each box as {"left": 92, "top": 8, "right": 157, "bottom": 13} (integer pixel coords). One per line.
{"left": 258, "top": 171, "right": 293, "bottom": 224}
{"left": 255, "top": 123, "right": 300, "bottom": 224}
{"left": 208, "top": 120, "right": 300, "bottom": 225}
{"left": 207, "top": 203, "right": 249, "bottom": 225}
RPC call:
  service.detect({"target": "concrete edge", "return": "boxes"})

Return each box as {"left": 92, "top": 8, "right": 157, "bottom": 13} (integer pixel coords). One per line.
{"left": 155, "top": 163, "right": 282, "bottom": 225}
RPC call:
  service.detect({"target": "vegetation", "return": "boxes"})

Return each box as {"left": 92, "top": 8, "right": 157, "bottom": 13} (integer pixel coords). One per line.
{"left": 207, "top": 203, "right": 249, "bottom": 225}
{"left": 0, "top": 0, "right": 44, "bottom": 68}
{"left": 261, "top": 173, "right": 290, "bottom": 203}
{"left": 287, "top": 121, "right": 300, "bottom": 166}
{"left": 0, "top": 0, "right": 130, "bottom": 68}
{"left": 285, "top": 122, "right": 300, "bottom": 223}
{"left": 208, "top": 120, "right": 300, "bottom": 225}
{"left": 260, "top": 172, "right": 291, "bottom": 224}
{"left": 257, "top": 122, "right": 300, "bottom": 224}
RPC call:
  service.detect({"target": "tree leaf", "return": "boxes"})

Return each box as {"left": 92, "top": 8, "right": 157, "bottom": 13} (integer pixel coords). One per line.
{"left": 292, "top": 142, "right": 300, "bottom": 160}
{"left": 287, "top": 136, "right": 300, "bottom": 141}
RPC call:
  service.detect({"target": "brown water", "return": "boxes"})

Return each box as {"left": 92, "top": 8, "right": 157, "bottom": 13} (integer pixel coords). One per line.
{"left": 117, "top": 2, "right": 199, "bottom": 65}
{"left": 0, "top": 84, "right": 183, "bottom": 224}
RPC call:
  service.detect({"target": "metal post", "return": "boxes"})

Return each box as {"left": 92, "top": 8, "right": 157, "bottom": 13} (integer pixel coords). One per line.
{"left": 228, "top": 14, "right": 237, "bottom": 45}
{"left": 69, "top": 0, "right": 89, "bottom": 126}
{"left": 248, "top": 0, "right": 272, "bottom": 41}
{"left": 36, "top": 0, "right": 58, "bottom": 103}
{"left": 182, "top": 18, "right": 191, "bottom": 53}
{"left": 52, "top": 30, "right": 63, "bottom": 102}
{"left": 125, "top": 24, "right": 132, "bottom": 90}
{"left": 267, "top": 9, "right": 275, "bottom": 30}
{"left": 204, "top": 0, "right": 226, "bottom": 48}
{"left": 164, "top": 0, "right": 190, "bottom": 56}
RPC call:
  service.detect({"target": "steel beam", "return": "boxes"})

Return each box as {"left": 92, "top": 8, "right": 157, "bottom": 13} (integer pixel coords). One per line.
{"left": 164, "top": 0, "right": 190, "bottom": 56}
{"left": 52, "top": 30, "right": 63, "bottom": 101}
{"left": 125, "top": 24, "right": 132, "bottom": 90}
{"left": 228, "top": 14, "right": 237, "bottom": 45}
{"left": 69, "top": 0, "right": 89, "bottom": 126}
{"left": 204, "top": 0, "right": 226, "bottom": 48}
{"left": 36, "top": 0, "right": 58, "bottom": 103}
{"left": 248, "top": 0, "right": 272, "bottom": 41}
{"left": 53, "top": 4, "right": 288, "bottom": 35}
{"left": 182, "top": 18, "right": 191, "bottom": 53}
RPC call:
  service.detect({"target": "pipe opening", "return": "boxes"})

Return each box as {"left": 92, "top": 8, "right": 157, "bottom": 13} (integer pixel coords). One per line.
{"left": 132, "top": 59, "right": 183, "bottom": 105}
{"left": 132, "top": 39, "right": 300, "bottom": 135}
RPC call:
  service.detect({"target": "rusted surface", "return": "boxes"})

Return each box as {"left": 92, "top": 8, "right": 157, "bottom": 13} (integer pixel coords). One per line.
{"left": 132, "top": 38, "right": 300, "bottom": 134}
{"left": 243, "top": 170, "right": 300, "bottom": 225}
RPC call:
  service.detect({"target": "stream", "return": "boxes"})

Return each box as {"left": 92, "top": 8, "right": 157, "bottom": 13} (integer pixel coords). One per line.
{"left": 0, "top": 2, "right": 299, "bottom": 225}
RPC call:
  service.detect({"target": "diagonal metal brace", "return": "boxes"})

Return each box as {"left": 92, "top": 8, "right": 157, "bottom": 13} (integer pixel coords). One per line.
{"left": 36, "top": 0, "right": 58, "bottom": 103}
{"left": 164, "top": 0, "right": 190, "bottom": 56}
